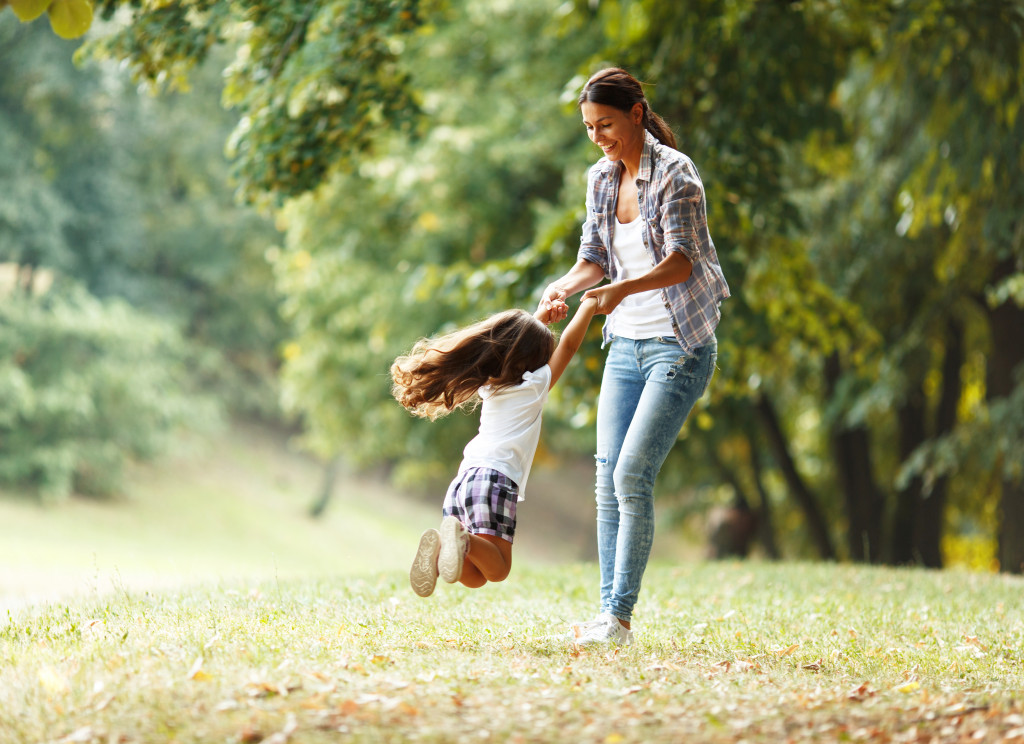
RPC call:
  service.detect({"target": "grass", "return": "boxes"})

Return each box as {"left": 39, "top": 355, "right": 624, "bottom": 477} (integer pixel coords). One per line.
{"left": 2, "top": 562, "right": 1023, "bottom": 743}
{"left": 2, "top": 425, "right": 1022, "bottom": 741}
{"left": 0, "top": 424, "right": 440, "bottom": 609}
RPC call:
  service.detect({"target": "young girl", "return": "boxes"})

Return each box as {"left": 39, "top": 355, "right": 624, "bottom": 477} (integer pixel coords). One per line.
{"left": 391, "top": 297, "right": 598, "bottom": 597}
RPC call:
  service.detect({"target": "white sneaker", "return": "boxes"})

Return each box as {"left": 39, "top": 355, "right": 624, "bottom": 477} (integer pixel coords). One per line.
{"left": 409, "top": 529, "right": 441, "bottom": 597}
{"left": 438, "top": 516, "right": 470, "bottom": 584}
{"left": 567, "top": 615, "right": 607, "bottom": 640}
{"left": 573, "top": 612, "right": 633, "bottom": 646}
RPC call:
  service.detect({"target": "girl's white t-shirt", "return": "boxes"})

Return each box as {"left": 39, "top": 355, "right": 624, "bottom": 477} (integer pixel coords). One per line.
{"left": 608, "top": 215, "right": 675, "bottom": 339}
{"left": 458, "top": 364, "right": 552, "bottom": 501}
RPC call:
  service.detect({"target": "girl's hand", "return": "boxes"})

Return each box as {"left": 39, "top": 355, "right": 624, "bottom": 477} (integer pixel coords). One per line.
{"left": 537, "top": 286, "right": 569, "bottom": 323}
{"left": 535, "top": 298, "right": 568, "bottom": 325}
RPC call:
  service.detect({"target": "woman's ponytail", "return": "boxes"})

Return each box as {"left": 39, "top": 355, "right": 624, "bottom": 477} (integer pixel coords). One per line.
{"left": 641, "top": 102, "right": 677, "bottom": 150}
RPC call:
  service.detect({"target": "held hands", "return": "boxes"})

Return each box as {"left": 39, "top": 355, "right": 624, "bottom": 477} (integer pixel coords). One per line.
{"left": 536, "top": 284, "right": 570, "bottom": 325}
{"left": 536, "top": 285, "right": 610, "bottom": 325}
{"left": 535, "top": 297, "right": 569, "bottom": 325}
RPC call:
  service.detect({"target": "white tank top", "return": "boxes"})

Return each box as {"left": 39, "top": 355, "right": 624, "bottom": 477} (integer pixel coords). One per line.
{"left": 609, "top": 215, "right": 675, "bottom": 339}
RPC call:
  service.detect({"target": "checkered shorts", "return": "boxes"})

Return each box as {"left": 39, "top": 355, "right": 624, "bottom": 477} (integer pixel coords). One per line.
{"left": 442, "top": 467, "right": 518, "bottom": 543}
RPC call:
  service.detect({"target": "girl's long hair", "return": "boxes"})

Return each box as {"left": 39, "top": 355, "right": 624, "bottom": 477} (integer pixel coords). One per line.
{"left": 391, "top": 309, "right": 555, "bottom": 420}
{"left": 578, "top": 67, "right": 677, "bottom": 150}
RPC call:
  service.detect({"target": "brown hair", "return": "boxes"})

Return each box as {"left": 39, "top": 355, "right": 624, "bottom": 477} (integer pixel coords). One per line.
{"left": 391, "top": 309, "right": 556, "bottom": 420}
{"left": 578, "top": 67, "right": 677, "bottom": 150}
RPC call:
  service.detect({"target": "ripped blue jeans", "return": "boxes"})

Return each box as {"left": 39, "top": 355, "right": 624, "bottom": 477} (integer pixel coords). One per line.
{"left": 594, "top": 336, "right": 717, "bottom": 624}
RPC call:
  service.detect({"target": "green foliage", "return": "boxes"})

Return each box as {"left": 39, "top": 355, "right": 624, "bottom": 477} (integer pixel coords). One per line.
{"left": 0, "top": 287, "right": 217, "bottom": 502}
{"left": 1, "top": 14, "right": 286, "bottom": 500}
{"left": 19, "top": 0, "right": 1022, "bottom": 563}
{"left": 271, "top": 0, "right": 601, "bottom": 476}
{"left": 3, "top": 0, "right": 93, "bottom": 39}
{"left": 83, "top": 0, "right": 443, "bottom": 205}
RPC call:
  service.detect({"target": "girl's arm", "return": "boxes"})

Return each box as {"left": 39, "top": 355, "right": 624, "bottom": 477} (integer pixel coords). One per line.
{"left": 537, "top": 259, "right": 606, "bottom": 324}
{"left": 547, "top": 297, "right": 598, "bottom": 388}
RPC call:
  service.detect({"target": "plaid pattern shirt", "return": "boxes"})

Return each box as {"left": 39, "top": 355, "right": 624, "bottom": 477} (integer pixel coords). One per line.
{"left": 578, "top": 130, "right": 730, "bottom": 353}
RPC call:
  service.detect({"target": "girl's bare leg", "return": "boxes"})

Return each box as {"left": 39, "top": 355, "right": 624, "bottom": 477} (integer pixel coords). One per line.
{"left": 458, "top": 534, "right": 513, "bottom": 587}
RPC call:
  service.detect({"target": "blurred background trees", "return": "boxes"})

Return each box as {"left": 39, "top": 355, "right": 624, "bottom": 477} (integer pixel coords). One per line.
{"left": 2, "top": 0, "right": 1021, "bottom": 571}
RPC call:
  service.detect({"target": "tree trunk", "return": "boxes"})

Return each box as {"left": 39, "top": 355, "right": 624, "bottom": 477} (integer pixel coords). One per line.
{"left": 913, "top": 318, "right": 963, "bottom": 567}
{"left": 309, "top": 456, "right": 342, "bottom": 519}
{"left": 986, "top": 256, "right": 1024, "bottom": 573}
{"left": 755, "top": 393, "right": 836, "bottom": 560}
{"left": 890, "top": 380, "right": 927, "bottom": 565}
{"left": 749, "top": 440, "right": 780, "bottom": 560}
{"left": 704, "top": 444, "right": 759, "bottom": 559}
{"left": 824, "top": 353, "right": 884, "bottom": 563}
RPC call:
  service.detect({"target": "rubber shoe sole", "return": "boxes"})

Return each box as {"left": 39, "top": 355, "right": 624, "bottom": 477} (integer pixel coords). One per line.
{"left": 409, "top": 529, "right": 441, "bottom": 597}
{"left": 438, "top": 516, "right": 469, "bottom": 584}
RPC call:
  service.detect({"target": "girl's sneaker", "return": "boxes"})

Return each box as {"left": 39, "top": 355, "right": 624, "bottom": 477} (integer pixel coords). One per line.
{"left": 409, "top": 529, "right": 441, "bottom": 597}
{"left": 573, "top": 612, "right": 633, "bottom": 646}
{"left": 438, "top": 516, "right": 470, "bottom": 584}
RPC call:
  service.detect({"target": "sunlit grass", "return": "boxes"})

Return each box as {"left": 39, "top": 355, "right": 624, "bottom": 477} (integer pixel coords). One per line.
{"left": 0, "top": 424, "right": 438, "bottom": 609}
{"left": 2, "top": 562, "right": 1022, "bottom": 743}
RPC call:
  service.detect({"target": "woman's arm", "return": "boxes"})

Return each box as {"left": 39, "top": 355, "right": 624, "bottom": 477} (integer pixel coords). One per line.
{"left": 582, "top": 251, "right": 692, "bottom": 316}
{"left": 537, "top": 259, "right": 606, "bottom": 323}
{"left": 547, "top": 297, "right": 598, "bottom": 388}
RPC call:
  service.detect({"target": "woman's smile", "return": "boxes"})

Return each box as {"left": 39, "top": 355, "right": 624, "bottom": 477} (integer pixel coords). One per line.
{"left": 581, "top": 101, "right": 644, "bottom": 165}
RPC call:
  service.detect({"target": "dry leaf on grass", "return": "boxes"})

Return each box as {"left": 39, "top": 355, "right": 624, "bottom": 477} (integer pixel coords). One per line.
{"left": 847, "top": 682, "right": 875, "bottom": 701}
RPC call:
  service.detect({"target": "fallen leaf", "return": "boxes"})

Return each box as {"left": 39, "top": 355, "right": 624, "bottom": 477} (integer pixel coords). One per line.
{"left": 777, "top": 644, "right": 800, "bottom": 658}
{"left": 962, "top": 635, "right": 988, "bottom": 652}
{"left": 847, "top": 682, "right": 875, "bottom": 701}
{"left": 337, "top": 700, "right": 360, "bottom": 715}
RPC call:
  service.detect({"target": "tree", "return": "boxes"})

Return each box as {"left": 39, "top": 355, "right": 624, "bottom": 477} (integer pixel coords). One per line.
{"left": 62, "top": 0, "right": 1023, "bottom": 567}
{"left": 1, "top": 14, "right": 284, "bottom": 498}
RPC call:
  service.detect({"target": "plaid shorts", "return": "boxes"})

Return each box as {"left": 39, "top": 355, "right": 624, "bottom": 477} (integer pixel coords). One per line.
{"left": 442, "top": 467, "right": 518, "bottom": 543}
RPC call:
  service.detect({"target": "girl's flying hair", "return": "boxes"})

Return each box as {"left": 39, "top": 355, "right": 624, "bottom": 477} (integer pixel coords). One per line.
{"left": 391, "top": 309, "right": 555, "bottom": 420}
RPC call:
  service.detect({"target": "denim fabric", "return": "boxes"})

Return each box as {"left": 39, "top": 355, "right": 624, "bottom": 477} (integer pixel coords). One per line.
{"left": 594, "top": 337, "right": 717, "bottom": 623}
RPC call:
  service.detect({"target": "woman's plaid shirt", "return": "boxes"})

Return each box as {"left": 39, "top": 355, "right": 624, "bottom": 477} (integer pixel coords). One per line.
{"left": 578, "top": 130, "right": 730, "bottom": 353}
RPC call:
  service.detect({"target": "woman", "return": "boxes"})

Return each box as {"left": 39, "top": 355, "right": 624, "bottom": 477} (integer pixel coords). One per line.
{"left": 539, "top": 68, "right": 730, "bottom": 646}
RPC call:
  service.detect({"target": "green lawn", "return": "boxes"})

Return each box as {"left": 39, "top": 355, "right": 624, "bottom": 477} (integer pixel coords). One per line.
{"left": 3, "top": 426, "right": 1022, "bottom": 742}
{"left": 0, "top": 424, "right": 439, "bottom": 610}
{"left": 2, "top": 562, "right": 1022, "bottom": 743}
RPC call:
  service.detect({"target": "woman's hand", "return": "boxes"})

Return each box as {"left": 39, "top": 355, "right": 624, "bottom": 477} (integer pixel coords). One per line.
{"left": 582, "top": 282, "right": 629, "bottom": 315}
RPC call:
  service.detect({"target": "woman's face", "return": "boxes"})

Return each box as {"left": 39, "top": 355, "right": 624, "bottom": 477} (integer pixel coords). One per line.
{"left": 581, "top": 101, "right": 644, "bottom": 163}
